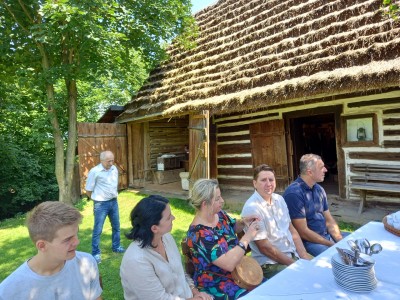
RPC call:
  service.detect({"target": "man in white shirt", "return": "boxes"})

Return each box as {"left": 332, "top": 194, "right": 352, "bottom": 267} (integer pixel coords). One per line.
{"left": 85, "top": 150, "right": 125, "bottom": 264}
{"left": 241, "top": 164, "right": 310, "bottom": 279}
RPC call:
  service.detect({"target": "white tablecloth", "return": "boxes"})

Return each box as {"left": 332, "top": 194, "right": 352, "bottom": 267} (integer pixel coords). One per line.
{"left": 241, "top": 221, "right": 400, "bottom": 300}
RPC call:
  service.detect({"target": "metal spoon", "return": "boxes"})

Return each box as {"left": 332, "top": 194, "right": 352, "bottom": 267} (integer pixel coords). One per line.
{"left": 353, "top": 249, "right": 361, "bottom": 265}
{"left": 355, "top": 239, "right": 366, "bottom": 254}
{"left": 369, "top": 243, "right": 382, "bottom": 255}
{"left": 347, "top": 240, "right": 359, "bottom": 252}
{"left": 361, "top": 238, "right": 371, "bottom": 255}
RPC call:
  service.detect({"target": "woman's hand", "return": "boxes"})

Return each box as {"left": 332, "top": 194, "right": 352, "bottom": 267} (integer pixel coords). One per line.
{"left": 242, "top": 215, "right": 260, "bottom": 227}
{"left": 247, "top": 219, "right": 260, "bottom": 237}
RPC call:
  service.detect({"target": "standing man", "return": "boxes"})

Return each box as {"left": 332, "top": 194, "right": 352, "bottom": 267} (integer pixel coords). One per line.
{"left": 86, "top": 150, "right": 125, "bottom": 264}
{"left": 241, "top": 164, "right": 310, "bottom": 279}
{"left": 283, "top": 153, "right": 347, "bottom": 257}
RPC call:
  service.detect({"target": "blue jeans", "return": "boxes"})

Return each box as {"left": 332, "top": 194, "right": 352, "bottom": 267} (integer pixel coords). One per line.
{"left": 92, "top": 199, "right": 121, "bottom": 256}
{"left": 304, "top": 231, "right": 350, "bottom": 257}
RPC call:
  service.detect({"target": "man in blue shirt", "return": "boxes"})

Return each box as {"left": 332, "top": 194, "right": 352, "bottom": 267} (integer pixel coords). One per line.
{"left": 86, "top": 150, "right": 125, "bottom": 263}
{"left": 283, "top": 154, "right": 347, "bottom": 256}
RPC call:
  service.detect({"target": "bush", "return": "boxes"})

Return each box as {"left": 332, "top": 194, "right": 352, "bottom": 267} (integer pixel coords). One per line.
{"left": 0, "top": 135, "right": 58, "bottom": 220}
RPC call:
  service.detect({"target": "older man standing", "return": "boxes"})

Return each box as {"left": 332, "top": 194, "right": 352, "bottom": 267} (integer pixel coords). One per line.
{"left": 283, "top": 153, "right": 347, "bottom": 257}
{"left": 86, "top": 150, "right": 125, "bottom": 264}
{"left": 241, "top": 164, "right": 310, "bottom": 279}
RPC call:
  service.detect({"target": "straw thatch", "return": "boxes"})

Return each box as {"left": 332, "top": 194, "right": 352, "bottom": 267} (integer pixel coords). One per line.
{"left": 117, "top": 0, "right": 400, "bottom": 123}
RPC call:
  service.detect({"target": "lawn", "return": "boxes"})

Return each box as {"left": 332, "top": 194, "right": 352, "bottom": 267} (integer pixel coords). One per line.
{"left": 0, "top": 190, "right": 359, "bottom": 299}
{"left": 0, "top": 191, "right": 203, "bottom": 300}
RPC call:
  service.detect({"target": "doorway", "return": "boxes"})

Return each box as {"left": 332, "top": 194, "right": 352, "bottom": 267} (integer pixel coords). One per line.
{"left": 287, "top": 113, "right": 339, "bottom": 194}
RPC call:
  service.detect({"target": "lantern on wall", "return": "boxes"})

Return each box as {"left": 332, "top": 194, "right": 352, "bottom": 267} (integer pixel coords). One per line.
{"left": 357, "top": 123, "right": 366, "bottom": 141}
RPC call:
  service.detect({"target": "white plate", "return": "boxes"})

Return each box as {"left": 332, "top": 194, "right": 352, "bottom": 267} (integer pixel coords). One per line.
{"left": 331, "top": 253, "right": 374, "bottom": 269}
{"left": 333, "top": 272, "right": 376, "bottom": 282}
{"left": 334, "top": 278, "right": 377, "bottom": 292}
{"left": 334, "top": 275, "right": 377, "bottom": 286}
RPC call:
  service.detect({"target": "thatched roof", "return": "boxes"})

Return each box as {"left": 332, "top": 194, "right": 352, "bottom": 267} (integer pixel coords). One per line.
{"left": 117, "top": 0, "right": 400, "bottom": 123}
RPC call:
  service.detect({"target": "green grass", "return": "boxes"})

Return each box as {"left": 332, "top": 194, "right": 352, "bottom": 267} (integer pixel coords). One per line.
{"left": 338, "top": 220, "right": 361, "bottom": 233}
{"left": 0, "top": 191, "right": 196, "bottom": 300}
{"left": 0, "top": 191, "right": 359, "bottom": 299}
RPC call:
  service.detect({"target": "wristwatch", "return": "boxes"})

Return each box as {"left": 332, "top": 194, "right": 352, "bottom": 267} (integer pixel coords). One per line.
{"left": 237, "top": 241, "right": 247, "bottom": 252}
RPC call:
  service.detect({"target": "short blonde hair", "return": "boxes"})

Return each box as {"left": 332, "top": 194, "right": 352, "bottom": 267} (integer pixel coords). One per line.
{"left": 26, "top": 201, "right": 82, "bottom": 243}
{"left": 190, "top": 179, "right": 219, "bottom": 210}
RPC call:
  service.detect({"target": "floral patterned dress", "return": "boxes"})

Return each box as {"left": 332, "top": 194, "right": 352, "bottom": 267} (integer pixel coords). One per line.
{"left": 186, "top": 210, "right": 247, "bottom": 300}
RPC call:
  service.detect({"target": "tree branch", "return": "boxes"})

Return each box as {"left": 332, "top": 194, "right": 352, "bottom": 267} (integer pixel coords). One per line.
{"left": 2, "top": 0, "right": 29, "bottom": 32}
{"left": 17, "top": 0, "right": 34, "bottom": 23}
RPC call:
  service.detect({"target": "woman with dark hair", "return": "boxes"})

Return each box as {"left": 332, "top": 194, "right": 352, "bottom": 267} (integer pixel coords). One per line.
{"left": 120, "top": 195, "right": 213, "bottom": 300}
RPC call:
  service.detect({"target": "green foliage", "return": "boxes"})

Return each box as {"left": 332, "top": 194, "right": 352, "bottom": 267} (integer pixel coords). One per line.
{"left": 0, "top": 135, "right": 58, "bottom": 218}
{"left": 0, "top": 79, "right": 58, "bottom": 220}
{"left": 382, "top": 0, "right": 400, "bottom": 20}
{"left": 0, "top": 0, "right": 196, "bottom": 209}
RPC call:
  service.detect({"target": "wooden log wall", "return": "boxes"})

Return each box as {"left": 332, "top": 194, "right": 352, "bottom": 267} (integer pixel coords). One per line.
{"left": 345, "top": 99, "right": 400, "bottom": 204}
{"left": 213, "top": 91, "right": 400, "bottom": 205}
{"left": 148, "top": 116, "right": 189, "bottom": 169}
{"left": 216, "top": 123, "right": 254, "bottom": 190}
{"left": 213, "top": 110, "right": 279, "bottom": 190}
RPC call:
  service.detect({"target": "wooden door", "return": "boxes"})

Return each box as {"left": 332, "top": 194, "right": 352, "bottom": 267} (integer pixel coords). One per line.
{"left": 77, "top": 123, "right": 128, "bottom": 195}
{"left": 250, "top": 119, "right": 289, "bottom": 192}
{"left": 188, "top": 111, "right": 209, "bottom": 187}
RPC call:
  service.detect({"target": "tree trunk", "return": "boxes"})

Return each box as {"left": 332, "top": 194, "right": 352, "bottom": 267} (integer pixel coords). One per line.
{"left": 64, "top": 79, "right": 78, "bottom": 204}
{"left": 39, "top": 43, "right": 74, "bottom": 204}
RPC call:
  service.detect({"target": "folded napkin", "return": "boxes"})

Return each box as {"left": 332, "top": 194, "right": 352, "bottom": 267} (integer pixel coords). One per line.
{"left": 387, "top": 211, "right": 400, "bottom": 229}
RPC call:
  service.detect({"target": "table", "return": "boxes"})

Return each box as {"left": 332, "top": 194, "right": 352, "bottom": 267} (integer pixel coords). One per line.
{"left": 241, "top": 221, "right": 400, "bottom": 300}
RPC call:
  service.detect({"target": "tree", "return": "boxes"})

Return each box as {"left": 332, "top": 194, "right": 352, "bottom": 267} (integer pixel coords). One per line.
{"left": 0, "top": 78, "right": 58, "bottom": 219}
{"left": 0, "top": 0, "right": 195, "bottom": 204}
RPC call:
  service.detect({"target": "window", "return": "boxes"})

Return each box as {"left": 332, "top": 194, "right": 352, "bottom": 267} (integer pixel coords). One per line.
{"left": 341, "top": 114, "right": 378, "bottom": 146}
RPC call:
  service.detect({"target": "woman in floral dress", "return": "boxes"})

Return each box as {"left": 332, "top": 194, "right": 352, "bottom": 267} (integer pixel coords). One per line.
{"left": 186, "top": 179, "right": 261, "bottom": 300}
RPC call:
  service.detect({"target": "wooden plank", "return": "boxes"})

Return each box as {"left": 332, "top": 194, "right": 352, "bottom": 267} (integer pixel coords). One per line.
{"left": 218, "top": 124, "right": 249, "bottom": 134}
{"left": 351, "top": 164, "right": 400, "bottom": 172}
{"left": 218, "top": 134, "right": 251, "bottom": 142}
{"left": 218, "top": 143, "right": 252, "bottom": 155}
{"left": 188, "top": 112, "right": 208, "bottom": 184}
{"left": 250, "top": 119, "right": 289, "bottom": 187}
{"left": 77, "top": 122, "right": 128, "bottom": 194}
{"left": 349, "top": 152, "right": 400, "bottom": 161}
{"left": 148, "top": 117, "right": 189, "bottom": 170}
{"left": 218, "top": 157, "right": 253, "bottom": 165}
{"left": 383, "top": 118, "right": 400, "bottom": 126}
{"left": 351, "top": 175, "right": 400, "bottom": 182}
{"left": 218, "top": 177, "right": 254, "bottom": 188}
{"left": 350, "top": 183, "right": 400, "bottom": 193}
{"left": 383, "top": 141, "right": 400, "bottom": 148}
{"left": 218, "top": 167, "right": 253, "bottom": 176}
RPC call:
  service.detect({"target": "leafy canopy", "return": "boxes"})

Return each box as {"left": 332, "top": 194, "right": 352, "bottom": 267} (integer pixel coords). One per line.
{"left": 0, "top": 0, "right": 196, "bottom": 210}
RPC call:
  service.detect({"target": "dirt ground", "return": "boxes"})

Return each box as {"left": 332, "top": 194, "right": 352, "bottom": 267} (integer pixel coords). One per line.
{"left": 127, "top": 181, "right": 400, "bottom": 226}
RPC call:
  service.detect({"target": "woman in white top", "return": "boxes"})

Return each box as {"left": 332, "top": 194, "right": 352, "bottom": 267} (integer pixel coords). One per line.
{"left": 120, "top": 195, "right": 213, "bottom": 300}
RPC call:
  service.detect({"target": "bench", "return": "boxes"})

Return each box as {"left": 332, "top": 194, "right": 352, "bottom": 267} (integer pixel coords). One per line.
{"left": 349, "top": 163, "right": 400, "bottom": 215}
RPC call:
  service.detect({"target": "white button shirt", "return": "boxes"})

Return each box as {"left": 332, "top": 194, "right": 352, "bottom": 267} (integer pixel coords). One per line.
{"left": 241, "top": 191, "right": 298, "bottom": 265}
{"left": 85, "top": 164, "right": 118, "bottom": 201}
